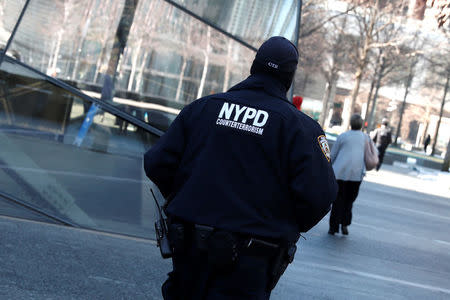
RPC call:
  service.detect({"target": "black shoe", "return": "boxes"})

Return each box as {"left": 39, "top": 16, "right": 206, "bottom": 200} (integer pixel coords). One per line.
{"left": 328, "top": 229, "right": 337, "bottom": 235}
{"left": 341, "top": 226, "right": 349, "bottom": 235}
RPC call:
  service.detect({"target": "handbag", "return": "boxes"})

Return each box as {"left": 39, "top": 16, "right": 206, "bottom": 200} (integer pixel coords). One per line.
{"left": 364, "top": 134, "right": 379, "bottom": 170}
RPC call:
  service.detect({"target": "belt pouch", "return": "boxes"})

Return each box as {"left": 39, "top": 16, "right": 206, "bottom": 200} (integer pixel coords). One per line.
{"left": 207, "top": 231, "right": 238, "bottom": 271}
{"left": 193, "top": 224, "right": 214, "bottom": 252}
{"left": 267, "top": 244, "right": 297, "bottom": 291}
{"left": 168, "top": 223, "right": 185, "bottom": 253}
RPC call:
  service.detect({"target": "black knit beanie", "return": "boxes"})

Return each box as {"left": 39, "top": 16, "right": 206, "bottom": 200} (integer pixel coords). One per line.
{"left": 250, "top": 36, "right": 299, "bottom": 91}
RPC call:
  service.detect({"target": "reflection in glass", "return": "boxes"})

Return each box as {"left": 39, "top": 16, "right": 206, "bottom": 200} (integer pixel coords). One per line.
{"left": 171, "top": 0, "right": 300, "bottom": 46}
{"left": 0, "top": 0, "right": 27, "bottom": 57}
{"left": 117, "top": 0, "right": 255, "bottom": 103}
{"left": 5, "top": 0, "right": 256, "bottom": 124}
{"left": 0, "top": 58, "right": 160, "bottom": 238}
{"left": 7, "top": 0, "right": 125, "bottom": 82}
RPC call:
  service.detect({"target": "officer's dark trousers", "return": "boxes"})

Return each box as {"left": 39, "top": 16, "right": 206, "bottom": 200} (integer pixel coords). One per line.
{"left": 329, "top": 180, "right": 361, "bottom": 232}
{"left": 162, "top": 238, "right": 272, "bottom": 300}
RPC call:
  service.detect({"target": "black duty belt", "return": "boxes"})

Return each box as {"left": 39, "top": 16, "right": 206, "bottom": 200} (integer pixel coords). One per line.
{"left": 171, "top": 222, "right": 281, "bottom": 258}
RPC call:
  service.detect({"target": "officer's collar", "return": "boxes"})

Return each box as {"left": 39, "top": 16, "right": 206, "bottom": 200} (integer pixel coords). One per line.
{"left": 228, "top": 73, "right": 289, "bottom": 103}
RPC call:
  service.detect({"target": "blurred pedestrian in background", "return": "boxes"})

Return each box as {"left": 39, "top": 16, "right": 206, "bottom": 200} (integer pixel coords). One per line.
{"left": 424, "top": 134, "right": 431, "bottom": 154}
{"left": 328, "top": 114, "right": 366, "bottom": 235}
{"left": 372, "top": 118, "right": 392, "bottom": 171}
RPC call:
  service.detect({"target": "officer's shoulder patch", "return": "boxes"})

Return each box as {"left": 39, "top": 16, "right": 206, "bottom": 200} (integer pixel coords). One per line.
{"left": 317, "top": 135, "right": 331, "bottom": 162}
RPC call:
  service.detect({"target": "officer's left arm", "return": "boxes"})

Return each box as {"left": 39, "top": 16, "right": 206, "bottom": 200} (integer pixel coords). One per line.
{"left": 143, "top": 105, "right": 191, "bottom": 198}
{"left": 289, "top": 126, "right": 338, "bottom": 233}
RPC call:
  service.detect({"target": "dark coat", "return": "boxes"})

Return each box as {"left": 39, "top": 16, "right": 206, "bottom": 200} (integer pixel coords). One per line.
{"left": 144, "top": 73, "right": 337, "bottom": 242}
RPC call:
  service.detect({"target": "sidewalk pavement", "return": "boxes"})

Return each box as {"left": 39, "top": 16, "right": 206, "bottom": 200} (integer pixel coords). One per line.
{"left": 364, "top": 162, "right": 450, "bottom": 199}
{"left": 0, "top": 215, "right": 170, "bottom": 299}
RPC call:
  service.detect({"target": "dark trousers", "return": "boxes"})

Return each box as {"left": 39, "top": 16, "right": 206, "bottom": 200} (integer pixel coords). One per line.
{"left": 162, "top": 233, "right": 272, "bottom": 300}
{"left": 376, "top": 146, "right": 387, "bottom": 170}
{"left": 329, "top": 180, "right": 361, "bottom": 231}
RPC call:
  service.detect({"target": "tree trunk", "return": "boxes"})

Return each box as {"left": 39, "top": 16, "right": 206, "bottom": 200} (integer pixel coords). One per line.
{"left": 197, "top": 26, "right": 211, "bottom": 99}
{"left": 367, "top": 59, "right": 386, "bottom": 131}
{"left": 93, "top": 44, "right": 107, "bottom": 84}
{"left": 49, "top": 29, "right": 63, "bottom": 76}
{"left": 351, "top": 65, "right": 364, "bottom": 113}
{"left": 342, "top": 3, "right": 377, "bottom": 130}
{"left": 222, "top": 40, "right": 233, "bottom": 92}
{"left": 47, "top": 39, "right": 56, "bottom": 73}
{"left": 104, "top": 0, "right": 139, "bottom": 100}
{"left": 319, "top": 74, "right": 337, "bottom": 127}
{"left": 134, "top": 51, "right": 149, "bottom": 93}
{"left": 319, "top": 82, "right": 331, "bottom": 127}
{"left": 127, "top": 39, "right": 142, "bottom": 91}
{"left": 175, "top": 57, "right": 187, "bottom": 102}
{"left": 342, "top": 65, "right": 364, "bottom": 130}
{"left": 394, "top": 63, "right": 415, "bottom": 145}
{"left": 431, "top": 71, "right": 449, "bottom": 155}
{"left": 364, "top": 50, "right": 384, "bottom": 129}
{"left": 364, "top": 76, "right": 376, "bottom": 125}
{"left": 442, "top": 138, "right": 450, "bottom": 172}
{"left": 71, "top": 0, "right": 95, "bottom": 80}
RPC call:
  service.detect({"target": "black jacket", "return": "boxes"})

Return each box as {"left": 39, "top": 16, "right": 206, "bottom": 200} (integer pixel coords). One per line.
{"left": 144, "top": 73, "right": 337, "bottom": 242}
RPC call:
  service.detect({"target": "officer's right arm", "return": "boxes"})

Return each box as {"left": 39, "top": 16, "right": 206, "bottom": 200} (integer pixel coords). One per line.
{"left": 289, "top": 126, "right": 338, "bottom": 233}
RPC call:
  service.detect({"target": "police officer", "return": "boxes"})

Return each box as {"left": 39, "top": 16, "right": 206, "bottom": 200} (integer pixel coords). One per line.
{"left": 144, "top": 36, "right": 337, "bottom": 299}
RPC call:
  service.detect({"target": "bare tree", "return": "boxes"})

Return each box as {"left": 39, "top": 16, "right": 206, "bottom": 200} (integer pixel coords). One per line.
{"left": 41, "top": 0, "right": 86, "bottom": 76}
{"left": 431, "top": 0, "right": 450, "bottom": 28}
{"left": 91, "top": 1, "right": 124, "bottom": 83}
{"left": 393, "top": 53, "right": 421, "bottom": 144}
{"left": 294, "top": 0, "right": 358, "bottom": 113}
{"left": 418, "top": 35, "right": 450, "bottom": 161}
{"left": 103, "top": 0, "right": 139, "bottom": 96}
{"left": 318, "top": 16, "right": 353, "bottom": 127}
{"left": 70, "top": 0, "right": 95, "bottom": 79}
{"left": 299, "top": 0, "right": 358, "bottom": 39}
{"left": 111, "top": 0, "right": 243, "bottom": 103}
{"left": 365, "top": 31, "right": 415, "bottom": 131}
{"left": 341, "top": 0, "right": 408, "bottom": 130}
{"left": 427, "top": 55, "right": 450, "bottom": 155}
{"left": 120, "top": 0, "right": 161, "bottom": 92}
{"left": 431, "top": 69, "right": 449, "bottom": 156}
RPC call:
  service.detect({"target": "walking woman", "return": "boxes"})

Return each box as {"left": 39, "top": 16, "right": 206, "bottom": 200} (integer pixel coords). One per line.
{"left": 328, "top": 114, "right": 366, "bottom": 235}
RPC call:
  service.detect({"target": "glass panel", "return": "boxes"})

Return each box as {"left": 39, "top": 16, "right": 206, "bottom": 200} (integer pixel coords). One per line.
{"left": 0, "top": 57, "right": 161, "bottom": 238}
{"left": 5, "top": 0, "right": 256, "bottom": 126}
{"left": 0, "top": 0, "right": 27, "bottom": 57}
{"left": 5, "top": 0, "right": 124, "bottom": 81}
{"left": 171, "top": 0, "right": 300, "bottom": 46}
{"left": 115, "top": 1, "right": 255, "bottom": 105}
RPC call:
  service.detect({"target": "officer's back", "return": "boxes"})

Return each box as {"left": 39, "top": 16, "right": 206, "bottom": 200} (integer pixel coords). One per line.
{"left": 144, "top": 36, "right": 337, "bottom": 299}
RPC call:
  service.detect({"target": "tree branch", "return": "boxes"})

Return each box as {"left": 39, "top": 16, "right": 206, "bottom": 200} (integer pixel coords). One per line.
{"left": 300, "top": 4, "right": 358, "bottom": 38}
